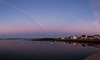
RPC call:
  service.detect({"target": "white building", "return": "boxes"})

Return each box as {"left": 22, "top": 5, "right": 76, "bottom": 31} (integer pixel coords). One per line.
{"left": 61, "top": 37, "right": 65, "bottom": 39}
{"left": 93, "top": 35, "right": 100, "bottom": 39}
{"left": 72, "top": 35, "right": 78, "bottom": 39}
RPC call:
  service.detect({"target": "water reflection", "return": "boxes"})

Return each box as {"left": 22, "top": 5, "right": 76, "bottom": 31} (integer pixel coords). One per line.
{"left": 49, "top": 41, "right": 100, "bottom": 48}
{"left": 12, "top": 41, "right": 17, "bottom": 44}
{"left": 0, "top": 40, "right": 100, "bottom": 60}
{"left": 50, "top": 42, "right": 53, "bottom": 44}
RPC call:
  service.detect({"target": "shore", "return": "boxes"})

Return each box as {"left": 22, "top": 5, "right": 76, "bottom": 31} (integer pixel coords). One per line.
{"left": 0, "top": 38, "right": 100, "bottom": 43}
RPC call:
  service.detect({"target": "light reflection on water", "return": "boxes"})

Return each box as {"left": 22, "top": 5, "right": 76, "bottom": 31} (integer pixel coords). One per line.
{"left": 0, "top": 40, "right": 100, "bottom": 60}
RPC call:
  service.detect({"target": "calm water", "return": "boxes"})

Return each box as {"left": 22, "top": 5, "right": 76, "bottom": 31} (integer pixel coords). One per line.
{"left": 0, "top": 40, "right": 100, "bottom": 60}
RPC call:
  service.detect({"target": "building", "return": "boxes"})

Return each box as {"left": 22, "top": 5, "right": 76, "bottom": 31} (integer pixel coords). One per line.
{"left": 86, "top": 36, "right": 93, "bottom": 40}
{"left": 81, "top": 35, "right": 87, "bottom": 39}
{"left": 65, "top": 37, "right": 68, "bottom": 39}
{"left": 68, "top": 37, "right": 72, "bottom": 39}
{"left": 60, "top": 37, "right": 65, "bottom": 39}
{"left": 93, "top": 35, "right": 100, "bottom": 39}
{"left": 72, "top": 35, "right": 78, "bottom": 39}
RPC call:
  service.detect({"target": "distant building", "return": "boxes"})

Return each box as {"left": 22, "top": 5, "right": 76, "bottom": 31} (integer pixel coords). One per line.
{"left": 86, "top": 36, "right": 94, "bottom": 40}
{"left": 61, "top": 37, "right": 65, "bottom": 39}
{"left": 93, "top": 35, "right": 100, "bottom": 39}
{"left": 72, "top": 35, "right": 78, "bottom": 39}
{"left": 78, "top": 37, "right": 81, "bottom": 40}
{"left": 65, "top": 37, "right": 68, "bottom": 39}
{"left": 68, "top": 37, "right": 72, "bottom": 39}
{"left": 71, "top": 36, "right": 73, "bottom": 39}
{"left": 81, "top": 35, "right": 87, "bottom": 39}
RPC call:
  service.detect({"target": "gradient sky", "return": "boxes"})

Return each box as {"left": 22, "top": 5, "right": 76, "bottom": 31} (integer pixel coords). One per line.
{"left": 0, "top": 0, "right": 100, "bottom": 38}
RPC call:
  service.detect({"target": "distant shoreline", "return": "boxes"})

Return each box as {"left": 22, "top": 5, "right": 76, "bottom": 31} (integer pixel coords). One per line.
{"left": 0, "top": 38, "right": 100, "bottom": 43}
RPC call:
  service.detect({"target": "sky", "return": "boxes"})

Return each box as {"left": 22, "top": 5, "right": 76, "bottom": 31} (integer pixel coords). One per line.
{"left": 0, "top": 0, "right": 100, "bottom": 38}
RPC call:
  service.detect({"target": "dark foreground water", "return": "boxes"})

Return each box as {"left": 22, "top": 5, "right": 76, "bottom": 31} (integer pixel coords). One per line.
{"left": 0, "top": 40, "right": 100, "bottom": 60}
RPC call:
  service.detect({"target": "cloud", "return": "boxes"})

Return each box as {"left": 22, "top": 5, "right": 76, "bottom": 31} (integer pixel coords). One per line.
{"left": 0, "top": 1, "right": 48, "bottom": 33}
{"left": 90, "top": 0, "right": 100, "bottom": 18}
{"left": 92, "top": 20, "right": 99, "bottom": 27}
{"left": 79, "top": 19, "right": 100, "bottom": 28}
{"left": 93, "top": 11, "right": 100, "bottom": 17}
{"left": 89, "top": 0, "right": 100, "bottom": 28}
{"left": 90, "top": 0, "right": 100, "bottom": 9}
{"left": 79, "top": 20, "right": 87, "bottom": 26}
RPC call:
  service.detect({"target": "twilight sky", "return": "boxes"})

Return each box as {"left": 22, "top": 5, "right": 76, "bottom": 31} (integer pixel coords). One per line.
{"left": 0, "top": 0, "right": 100, "bottom": 38}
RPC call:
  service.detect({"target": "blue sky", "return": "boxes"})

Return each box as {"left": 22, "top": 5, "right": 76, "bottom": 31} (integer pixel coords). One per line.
{"left": 0, "top": 0, "right": 100, "bottom": 38}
